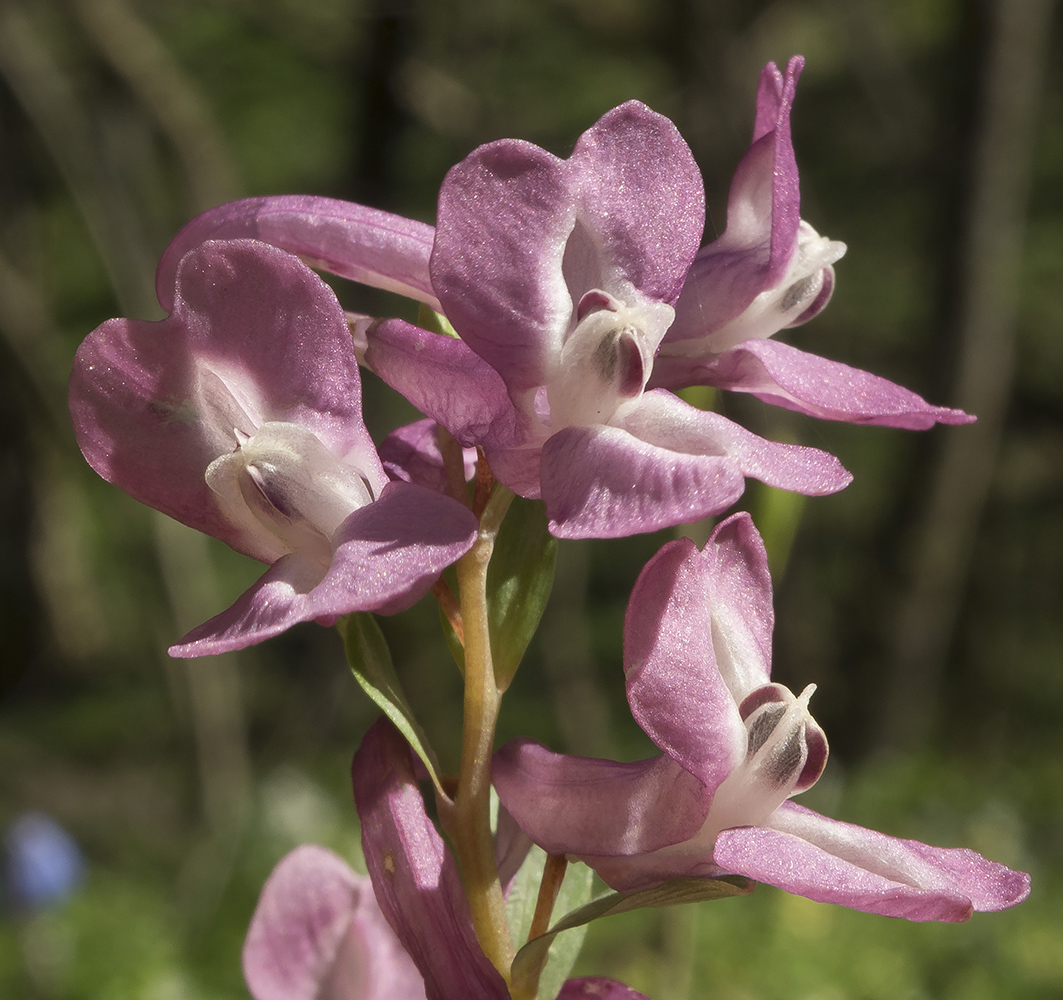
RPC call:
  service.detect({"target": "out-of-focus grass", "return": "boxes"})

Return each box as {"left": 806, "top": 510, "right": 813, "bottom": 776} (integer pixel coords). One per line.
{"left": 2, "top": 749, "right": 1056, "bottom": 999}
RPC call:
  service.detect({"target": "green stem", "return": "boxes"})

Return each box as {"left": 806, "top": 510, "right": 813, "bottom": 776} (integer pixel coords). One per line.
{"left": 453, "top": 483, "right": 516, "bottom": 981}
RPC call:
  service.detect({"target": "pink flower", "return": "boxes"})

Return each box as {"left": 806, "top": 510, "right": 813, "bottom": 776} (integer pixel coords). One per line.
{"left": 242, "top": 723, "right": 653, "bottom": 1000}
{"left": 651, "top": 57, "right": 972, "bottom": 430}
{"left": 365, "top": 100, "right": 851, "bottom": 537}
{"left": 494, "top": 514, "right": 1029, "bottom": 922}
{"left": 70, "top": 239, "right": 478, "bottom": 656}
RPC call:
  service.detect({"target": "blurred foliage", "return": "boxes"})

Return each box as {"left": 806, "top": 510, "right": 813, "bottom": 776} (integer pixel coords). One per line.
{"left": 1, "top": 0, "right": 1061, "bottom": 996}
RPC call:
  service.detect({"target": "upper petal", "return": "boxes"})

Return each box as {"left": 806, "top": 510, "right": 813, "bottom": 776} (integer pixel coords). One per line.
{"left": 665, "top": 337, "right": 975, "bottom": 428}
{"left": 695, "top": 513, "right": 775, "bottom": 700}
{"left": 430, "top": 139, "right": 575, "bottom": 391}
{"left": 664, "top": 57, "right": 806, "bottom": 347}
{"left": 168, "top": 481, "right": 478, "bottom": 656}
{"left": 712, "top": 801, "right": 1030, "bottom": 922}
{"left": 351, "top": 720, "right": 510, "bottom": 1000}
{"left": 156, "top": 196, "right": 438, "bottom": 312}
{"left": 564, "top": 100, "right": 705, "bottom": 307}
{"left": 623, "top": 538, "right": 746, "bottom": 790}
{"left": 539, "top": 422, "right": 746, "bottom": 539}
{"left": 70, "top": 239, "right": 385, "bottom": 562}
{"left": 366, "top": 318, "right": 521, "bottom": 449}
{"left": 243, "top": 844, "right": 426, "bottom": 1000}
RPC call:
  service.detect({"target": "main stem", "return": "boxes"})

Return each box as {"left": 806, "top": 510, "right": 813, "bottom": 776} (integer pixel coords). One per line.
{"left": 453, "top": 484, "right": 515, "bottom": 980}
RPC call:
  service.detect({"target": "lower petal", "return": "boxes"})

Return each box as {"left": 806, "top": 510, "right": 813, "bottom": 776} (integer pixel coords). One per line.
{"left": 653, "top": 339, "right": 974, "bottom": 429}
{"left": 713, "top": 801, "right": 1030, "bottom": 921}
{"left": 169, "top": 482, "right": 477, "bottom": 656}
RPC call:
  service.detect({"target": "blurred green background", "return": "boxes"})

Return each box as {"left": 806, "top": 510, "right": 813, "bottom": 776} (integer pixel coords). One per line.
{"left": 1, "top": 0, "right": 1061, "bottom": 997}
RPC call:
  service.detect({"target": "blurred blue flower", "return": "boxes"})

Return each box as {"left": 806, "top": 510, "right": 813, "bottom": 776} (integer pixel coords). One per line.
{"left": 3, "top": 812, "right": 85, "bottom": 910}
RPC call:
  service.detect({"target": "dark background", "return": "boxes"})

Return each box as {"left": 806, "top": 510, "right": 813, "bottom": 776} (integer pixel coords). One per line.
{"left": 1, "top": 0, "right": 1060, "bottom": 996}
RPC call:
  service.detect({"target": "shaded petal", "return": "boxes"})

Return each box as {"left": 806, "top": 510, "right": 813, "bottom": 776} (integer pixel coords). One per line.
{"left": 752, "top": 56, "right": 803, "bottom": 284}
{"left": 366, "top": 318, "right": 520, "bottom": 449}
{"left": 169, "top": 482, "right": 477, "bottom": 656}
{"left": 661, "top": 338, "right": 974, "bottom": 429}
{"left": 664, "top": 59, "right": 803, "bottom": 349}
{"left": 379, "top": 419, "right": 477, "bottom": 494}
{"left": 431, "top": 139, "right": 574, "bottom": 391}
{"left": 492, "top": 740, "right": 708, "bottom": 858}
{"left": 352, "top": 720, "right": 509, "bottom": 1000}
{"left": 623, "top": 538, "right": 746, "bottom": 790}
{"left": 243, "top": 845, "right": 425, "bottom": 1000}
{"left": 565, "top": 101, "right": 704, "bottom": 307}
{"left": 712, "top": 801, "right": 1031, "bottom": 922}
{"left": 557, "top": 979, "right": 654, "bottom": 1000}
{"left": 156, "top": 196, "right": 438, "bottom": 312}
{"left": 70, "top": 239, "right": 385, "bottom": 562}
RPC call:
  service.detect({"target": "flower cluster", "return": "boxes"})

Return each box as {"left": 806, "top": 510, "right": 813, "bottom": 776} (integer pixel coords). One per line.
{"left": 69, "top": 56, "right": 1025, "bottom": 999}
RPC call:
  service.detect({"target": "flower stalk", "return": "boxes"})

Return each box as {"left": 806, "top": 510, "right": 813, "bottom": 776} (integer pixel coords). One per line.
{"left": 452, "top": 477, "right": 516, "bottom": 979}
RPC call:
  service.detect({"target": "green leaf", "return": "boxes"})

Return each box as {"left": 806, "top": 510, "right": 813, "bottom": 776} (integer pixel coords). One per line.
{"left": 440, "top": 497, "right": 556, "bottom": 689}
{"left": 504, "top": 847, "right": 594, "bottom": 1000}
{"left": 510, "top": 875, "right": 753, "bottom": 997}
{"left": 340, "top": 613, "right": 444, "bottom": 796}
{"left": 487, "top": 496, "right": 556, "bottom": 690}
{"left": 417, "top": 302, "right": 461, "bottom": 338}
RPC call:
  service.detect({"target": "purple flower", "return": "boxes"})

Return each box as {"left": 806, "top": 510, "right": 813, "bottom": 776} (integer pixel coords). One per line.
{"left": 650, "top": 57, "right": 972, "bottom": 430}
{"left": 494, "top": 514, "right": 1030, "bottom": 922}
{"left": 365, "top": 101, "right": 852, "bottom": 537}
{"left": 69, "top": 239, "right": 478, "bottom": 657}
{"left": 3, "top": 812, "right": 84, "bottom": 910}
{"left": 245, "top": 720, "right": 650, "bottom": 1000}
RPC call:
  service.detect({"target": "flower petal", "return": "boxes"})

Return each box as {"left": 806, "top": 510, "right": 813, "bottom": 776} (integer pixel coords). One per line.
{"left": 712, "top": 801, "right": 1031, "bottom": 921}
{"left": 662, "top": 338, "right": 975, "bottom": 428}
{"left": 564, "top": 100, "right": 704, "bottom": 307}
{"left": 156, "top": 196, "right": 438, "bottom": 312}
{"left": 366, "top": 318, "right": 520, "bottom": 449}
{"left": 540, "top": 392, "right": 850, "bottom": 538}
{"left": 352, "top": 720, "right": 510, "bottom": 1000}
{"left": 168, "top": 481, "right": 477, "bottom": 656}
{"left": 492, "top": 740, "right": 709, "bottom": 859}
{"left": 663, "top": 58, "right": 803, "bottom": 348}
{"left": 431, "top": 139, "right": 575, "bottom": 391}
{"left": 557, "top": 979, "right": 654, "bottom": 1000}
{"left": 379, "top": 419, "right": 477, "bottom": 494}
{"left": 243, "top": 844, "right": 426, "bottom": 1000}
{"left": 539, "top": 422, "right": 745, "bottom": 539}
{"left": 695, "top": 513, "right": 775, "bottom": 699}
{"left": 623, "top": 537, "right": 746, "bottom": 790}
{"left": 70, "top": 239, "right": 385, "bottom": 563}
{"left": 753, "top": 56, "right": 803, "bottom": 284}
{"left": 616, "top": 390, "right": 852, "bottom": 496}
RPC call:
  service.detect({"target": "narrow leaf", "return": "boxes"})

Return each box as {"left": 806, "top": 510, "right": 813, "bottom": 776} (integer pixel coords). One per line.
{"left": 340, "top": 613, "right": 444, "bottom": 797}
{"left": 488, "top": 496, "right": 557, "bottom": 689}
{"left": 511, "top": 876, "right": 753, "bottom": 995}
